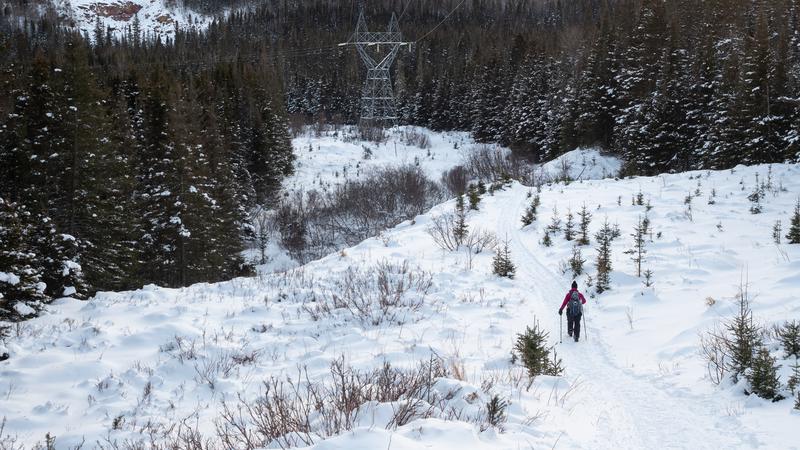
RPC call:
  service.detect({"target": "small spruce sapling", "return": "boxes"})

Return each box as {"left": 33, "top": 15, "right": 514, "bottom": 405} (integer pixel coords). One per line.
{"left": 492, "top": 239, "right": 515, "bottom": 279}
{"left": 483, "top": 395, "right": 508, "bottom": 431}
{"left": 468, "top": 185, "right": 481, "bottom": 210}
{"left": 748, "top": 185, "right": 763, "bottom": 214}
{"left": 624, "top": 215, "right": 647, "bottom": 277}
{"left": 578, "top": 204, "right": 592, "bottom": 245}
{"left": 569, "top": 245, "right": 585, "bottom": 277}
{"left": 643, "top": 269, "right": 654, "bottom": 287}
{"left": 726, "top": 283, "right": 762, "bottom": 382}
{"left": 542, "top": 231, "right": 552, "bottom": 247}
{"left": 514, "top": 321, "right": 563, "bottom": 379}
{"left": 547, "top": 206, "right": 561, "bottom": 234}
{"left": 788, "top": 358, "right": 800, "bottom": 396}
{"left": 521, "top": 194, "right": 541, "bottom": 227}
{"left": 564, "top": 209, "right": 575, "bottom": 241}
{"left": 778, "top": 320, "right": 800, "bottom": 358}
{"left": 746, "top": 347, "right": 783, "bottom": 401}
{"left": 773, "top": 220, "right": 782, "bottom": 245}
{"left": 594, "top": 220, "right": 614, "bottom": 293}
{"left": 786, "top": 199, "right": 800, "bottom": 244}
{"left": 454, "top": 194, "right": 469, "bottom": 246}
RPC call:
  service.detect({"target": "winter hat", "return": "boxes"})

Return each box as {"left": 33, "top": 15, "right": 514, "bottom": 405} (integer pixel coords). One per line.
{"left": 571, "top": 281, "right": 578, "bottom": 289}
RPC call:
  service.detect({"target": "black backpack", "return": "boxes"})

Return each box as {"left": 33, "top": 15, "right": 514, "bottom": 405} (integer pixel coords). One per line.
{"left": 567, "top": 290, "right": 583, "bottom": 316}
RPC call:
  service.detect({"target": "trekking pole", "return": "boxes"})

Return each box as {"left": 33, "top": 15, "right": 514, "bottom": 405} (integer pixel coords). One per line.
{"left": 560, "top": 313, "right": 563, "bottom": 344}
{"left": 583, "top": 313, "right": 588, "bottom": 341}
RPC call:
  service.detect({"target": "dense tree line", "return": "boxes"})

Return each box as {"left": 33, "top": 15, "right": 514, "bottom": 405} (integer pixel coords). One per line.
{"left": 263, "top": 0, "right": 800, "bottom": 173}
{"left": 0, "top": 6, "right": 294, "bottom": 318}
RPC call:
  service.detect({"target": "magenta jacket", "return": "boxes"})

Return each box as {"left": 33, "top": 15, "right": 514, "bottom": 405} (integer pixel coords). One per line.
{"left": 559, "top": 289, "right": 587, "bottom": 310}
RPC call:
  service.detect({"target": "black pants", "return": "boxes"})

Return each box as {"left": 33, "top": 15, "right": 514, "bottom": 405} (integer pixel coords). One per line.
{"left": 567, "top": 313, "right": 582, "bottom": 339}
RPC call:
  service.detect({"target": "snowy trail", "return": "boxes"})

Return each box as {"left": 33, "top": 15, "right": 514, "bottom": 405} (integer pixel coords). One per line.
{"left": 494, "top": 187, "right": 758, "bottom": 449}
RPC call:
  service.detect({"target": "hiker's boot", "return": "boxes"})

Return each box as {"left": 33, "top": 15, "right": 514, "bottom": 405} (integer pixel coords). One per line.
{"left": 574, "top": 335, "right": 579, "bottom": 342}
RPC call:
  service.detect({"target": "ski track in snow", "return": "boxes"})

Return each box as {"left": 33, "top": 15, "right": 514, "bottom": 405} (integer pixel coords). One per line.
{"left": 494, "top": 188, "right": 757, "bottom": 449}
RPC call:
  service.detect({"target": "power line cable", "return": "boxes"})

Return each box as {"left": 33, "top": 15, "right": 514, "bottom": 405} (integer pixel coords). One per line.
{"left": 398, "top": 0, "right": 413, "bottom": 21}
{"left": 414, "top": 0, "right": 466, "bottom": 43}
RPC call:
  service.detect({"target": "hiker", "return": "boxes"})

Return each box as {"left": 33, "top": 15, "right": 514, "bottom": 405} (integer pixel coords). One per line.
{"left": 558, "top": 281, "right": 586, "bottom": 342}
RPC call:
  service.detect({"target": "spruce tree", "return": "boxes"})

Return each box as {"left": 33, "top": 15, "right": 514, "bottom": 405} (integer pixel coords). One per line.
{"left": 595, "top": 220, "right": 613, "bottom": 293}
{"left": 624, "top": 215, "right": 647, "bottom": 277}
{"left": 564, "top": 209, "right": 575, "bottom": 241}
{"left": 726, "top": 286, "right": 762, "bottom": 382}
{"left": 454, "top": 194, "right": 469, "bottom": 246}
{"left": 747, "top": 347, "right": 783, "bottom": 401}
{"left": 547, "top": 206, "right": 561, "bottom": 234}
{"left": 493, "top": 239, "right": 515, "bottom": 279}
{"left": 788, "top": 358, "right": 800, "bottom": 396}
{"left": 521, "top": 194, "right": 540, "bottom": 227}
{"left": 569, "top": 245, "right": 585, "bottom": 277}
{"left": 0, "top": 199, "right": 46, "bottom": 320}
{"left": 578, "top": 204, "right": 592, "bottom": 245}
{"left": 468, "top": 185, "right": 481, "bottom": 211}
{"left": 514, "top": 320, "right": 561, "bottom": 378}
{"left": 542, "top": 231, "right": 552, "bottom": 247}
{"left": 787, "top": 199, "right": 800, "bottom": 244}
{"left": 31, "top": 220, "right": 88, "bottom": 300}
{"left": 778, "top": 320, "right": 800, "bottom": 359}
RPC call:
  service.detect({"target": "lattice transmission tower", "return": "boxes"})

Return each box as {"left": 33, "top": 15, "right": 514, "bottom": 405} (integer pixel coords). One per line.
{"left": 340, "top": 8, "right": 412, "bottom": 128}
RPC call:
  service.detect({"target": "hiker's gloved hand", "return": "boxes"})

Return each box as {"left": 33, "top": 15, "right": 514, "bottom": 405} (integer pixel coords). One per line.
{"left": 558, "top": 309, "right": 563, "bottom": 316}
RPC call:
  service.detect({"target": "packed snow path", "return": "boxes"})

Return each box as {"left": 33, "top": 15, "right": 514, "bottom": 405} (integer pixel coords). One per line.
{"left": 494, "top": 188, "right": 758, "bottom": 449}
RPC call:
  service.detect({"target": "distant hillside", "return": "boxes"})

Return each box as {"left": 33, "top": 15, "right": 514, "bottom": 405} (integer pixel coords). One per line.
{"left": 53, "top": 0, "right": 220, "bottom": 39}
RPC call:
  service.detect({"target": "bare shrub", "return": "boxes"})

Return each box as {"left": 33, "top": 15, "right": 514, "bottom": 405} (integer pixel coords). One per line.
{"left": 358, "top": 124, "right": 388, "bottom": 143}
{"left": 427, "top": 213, "right": 497, "bottom": 254}
{"left": 278, "top": 166, "right": 443, "bottom": 262}
{"left": 464, "top": 145, "right": 530, "bottom": 182}
{"left": 303, "top": 260, "right": 434, "bottom": 326}
{"left": 249, "top": 207, "right": 277, "bottom": 265}
{"left": 427, "top": 212, "right": 461, "bottom": 251}
{"left": 464, "top": 228, "right": 498, "bottom": 254}
{"left": 194, "top": 352, "right": 238, "bottom": 391}
{"left": 441, "top": 165, "right": 469, "bottom": 195}
{"left": 216, "top": 357, "right": 448, "bottom": 449}
{"left": 401, "top": 127, "right": 432, "bottom": 149}
{"left": 0, "top": 418, "right": 25, "bottom": 450}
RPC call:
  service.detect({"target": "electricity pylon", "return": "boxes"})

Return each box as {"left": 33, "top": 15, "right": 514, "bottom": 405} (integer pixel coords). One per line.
{"left": 339, "top": 9, "right": 412, "bottom": 128}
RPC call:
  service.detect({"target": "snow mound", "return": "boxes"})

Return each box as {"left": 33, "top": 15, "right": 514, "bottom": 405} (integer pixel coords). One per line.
{"left": 12, "top": 302, "right": 35, "bottom": 316}
{"left": 535, "top": 147, "right": 621, "bottom": 182}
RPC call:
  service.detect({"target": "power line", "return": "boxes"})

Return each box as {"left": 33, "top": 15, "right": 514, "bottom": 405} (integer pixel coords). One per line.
{"left": 398, "top": 0, "right": 413, "bottom": 22}
{"left": 414, "top": 0, "right": 466, "bottom": 43}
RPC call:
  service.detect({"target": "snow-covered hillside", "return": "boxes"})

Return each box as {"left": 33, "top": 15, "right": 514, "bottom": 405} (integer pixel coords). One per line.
{"left": 2, "top": 132, "right": 800, "bottom": 448}
{"left": 55, "top": 0, "right": 216, "bottom": 39}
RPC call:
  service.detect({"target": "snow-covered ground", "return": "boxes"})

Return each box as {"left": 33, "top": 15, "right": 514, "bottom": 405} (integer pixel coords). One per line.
{"left": 2, "top": 129, "right": 800, "bottom": 449}
{"left": 285, "top": 126, "right": 475, "bottom": 196}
